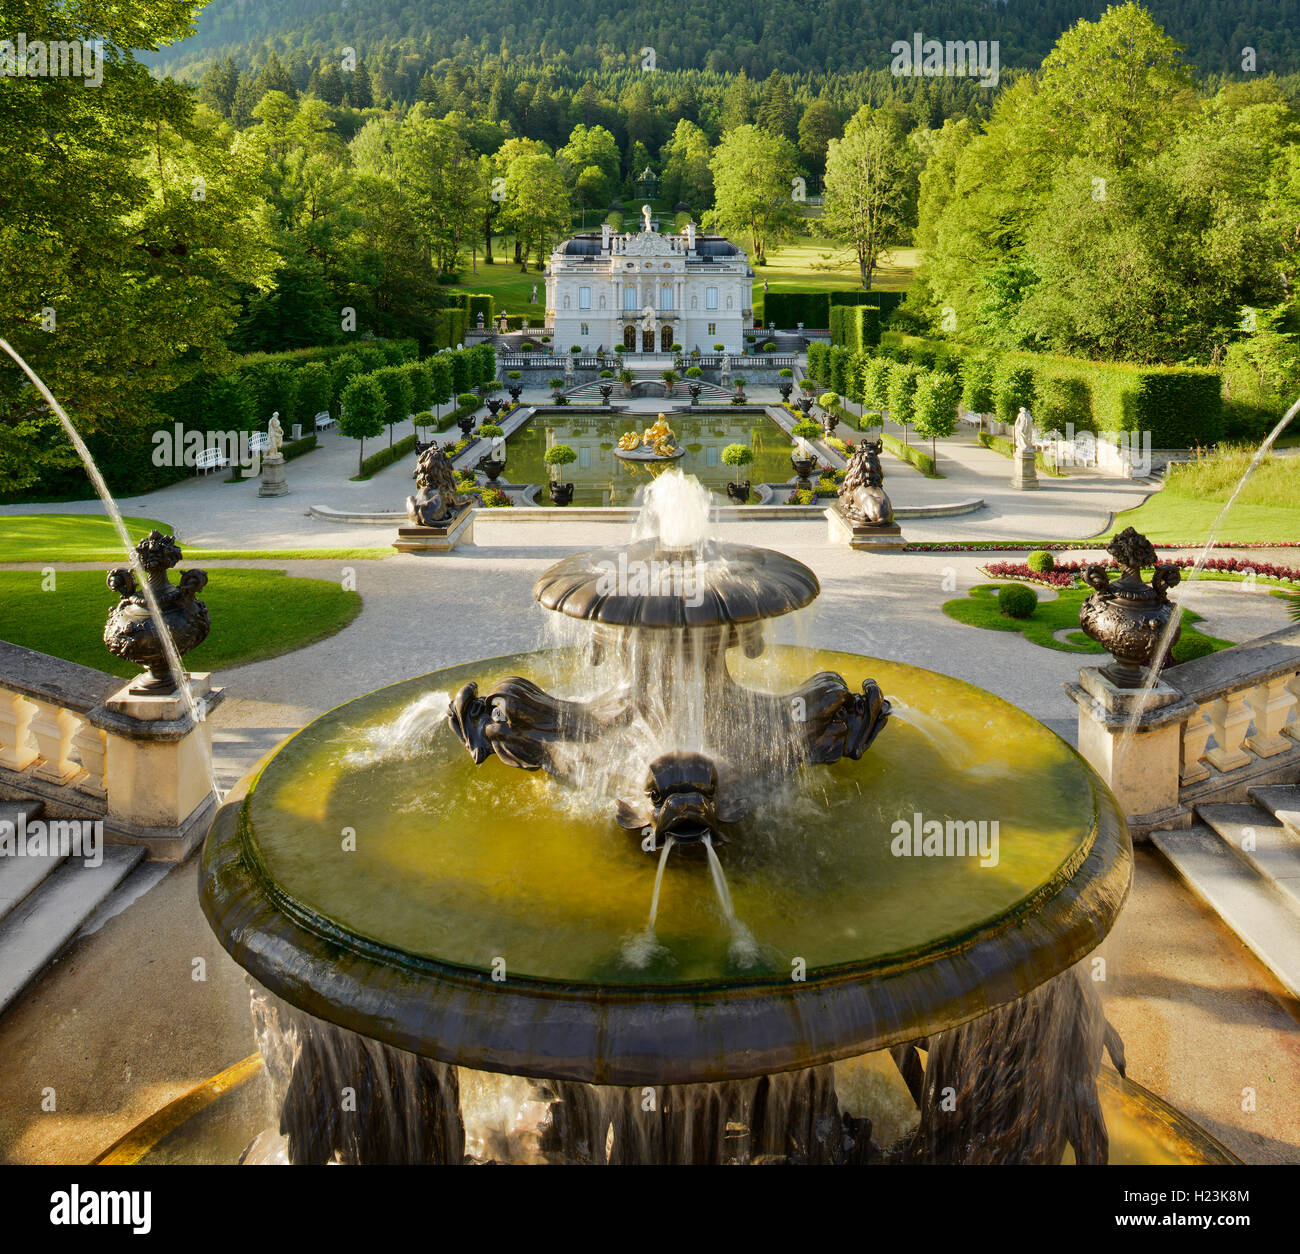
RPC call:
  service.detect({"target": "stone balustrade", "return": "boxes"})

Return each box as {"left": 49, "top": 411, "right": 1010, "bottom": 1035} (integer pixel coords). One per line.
{"left": 0, "top": 640, "right": 224, "bottom": 860}
{"left": 1067, "top": 623, "right": 1300, "bottom": 836}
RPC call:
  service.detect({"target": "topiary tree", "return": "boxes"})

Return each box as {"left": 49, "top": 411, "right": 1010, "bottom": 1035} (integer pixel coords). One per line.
{"left": 543, "top": 443, "right": 577, "bottom": 478}
{"left": 721, "top": 443, "right": 753, "bottom": 467}
{"left": 998, "top": 584, "right": 1037, "bottom": 619}
{"left": 886, "top": 362, "right": 921, "bottom": 444}
{"left": 427, "top": 355, "right": 454, "bottom": 422}
{"left": 339, "top": 375, "right": 386, "bottom": 475}
{"left": 913, "top": 369, "right": 961, "bottom": 466}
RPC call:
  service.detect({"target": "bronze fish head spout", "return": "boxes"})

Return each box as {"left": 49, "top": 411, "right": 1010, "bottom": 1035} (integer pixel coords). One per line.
{"left": 616, "top": 751, "right": 746, "bottom": 851}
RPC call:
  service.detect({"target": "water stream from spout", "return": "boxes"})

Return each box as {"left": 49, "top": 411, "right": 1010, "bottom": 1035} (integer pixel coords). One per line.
{"left": 1, "top": 339, "right": 222, "bottom": 803}
{"left": 704, "top": 835, "right": 760, "bottom": 966}
{"left": 648, "top": 834, "right": 674, "bottom": 929}
{"left": 1115, "top": 395, "right": 1300, "bottom": 762}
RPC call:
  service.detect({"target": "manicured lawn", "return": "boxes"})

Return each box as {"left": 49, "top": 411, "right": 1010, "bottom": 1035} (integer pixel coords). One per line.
{"left": 1106, "top": 454, "right": 1300, "bottom": 544}
{"left": 0, "top": 515, "right": 392, "bottom": 562}
{"left": 0, "top": 569, "right": 362, "bottom": 678}
{"left": 0, "top": 514, "right": 173, "bottom": 564}
{"left": 942, "top": 583, "right": 1232, "bottom": 661}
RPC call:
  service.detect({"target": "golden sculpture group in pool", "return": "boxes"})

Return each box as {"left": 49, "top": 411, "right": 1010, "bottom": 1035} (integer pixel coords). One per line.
{"left": 617, "top": 414, "right": 679, "bottom": 458}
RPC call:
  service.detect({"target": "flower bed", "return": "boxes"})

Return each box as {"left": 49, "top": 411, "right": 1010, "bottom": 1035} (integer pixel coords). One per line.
{"left": 979, "top": 555, "right": 1300, "bottom": 588}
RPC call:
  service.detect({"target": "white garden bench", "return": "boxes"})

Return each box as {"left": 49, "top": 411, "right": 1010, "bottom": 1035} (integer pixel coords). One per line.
{"left": 247, "top": 432, "right": 270, "bottom": 455}
{"left": 314, "top": 411, "right": 336, "bottom": 431}
{"left": 194, "top": 447, "right": 229, "bottom": 475}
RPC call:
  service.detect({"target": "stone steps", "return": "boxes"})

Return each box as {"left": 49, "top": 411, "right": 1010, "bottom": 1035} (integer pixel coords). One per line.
{"left": 1249, "top": 785, "right": 1300, "bottom": 841}
{"left": 1196, "top": 802, "right": 1300, "bottom": 915}
{"left": 1151, "top": 782, "right": 1300, "bottom": 999}
{"left": 0, "top": 801, "right": 66, "bottom": 925}
{"left": 0, "top": 798, "right": 145, "bottom": 1018}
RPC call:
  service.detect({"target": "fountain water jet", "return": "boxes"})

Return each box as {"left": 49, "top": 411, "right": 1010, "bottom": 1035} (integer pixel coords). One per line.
{"left": 200, "top": 466, "right": 1228, "bottom": 1164}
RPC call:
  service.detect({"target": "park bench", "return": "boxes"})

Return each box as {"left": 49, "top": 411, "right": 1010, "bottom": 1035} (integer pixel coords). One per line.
{"left": 314, "top": 411, "right": 336, "bottom": 431}
{"left": 194, "top": 447, "right": 229, "bottom": 475}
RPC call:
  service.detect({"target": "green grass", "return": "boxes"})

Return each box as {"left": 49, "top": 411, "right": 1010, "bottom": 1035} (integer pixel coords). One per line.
{"left": 0, "top": 514, "right": 174, "bottom": 563}
{"left": 1106, "top": 448, "right": 1300, "bottom": 545}
{"left": 0, "top": 515, "right": 394, "bottom": 563}
{"left": 942, "top": 583, "right": 1232, "bottom": 660}
{"left": 0, "top": 569, "right": 362, "bottom": 678}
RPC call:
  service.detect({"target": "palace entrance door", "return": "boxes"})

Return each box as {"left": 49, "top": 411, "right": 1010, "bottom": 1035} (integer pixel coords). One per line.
{"left": 623, "top": 325, "right": 637, "bottom": 351}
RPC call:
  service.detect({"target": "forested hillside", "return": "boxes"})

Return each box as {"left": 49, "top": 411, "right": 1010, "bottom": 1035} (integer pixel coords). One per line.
{"left": 148, "top": 0, "right": 1300, "bottom": 81}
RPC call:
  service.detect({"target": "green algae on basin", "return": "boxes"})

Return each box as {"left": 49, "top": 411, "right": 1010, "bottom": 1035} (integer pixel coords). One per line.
{"left": 242, "top": 647, "right": 1102, "bottom": 984}
{"left": 502, "top": 411, "right": 797, "bottom": 505}
{"left": 203, "top": 644, "right": 1130, "bottom": 1084}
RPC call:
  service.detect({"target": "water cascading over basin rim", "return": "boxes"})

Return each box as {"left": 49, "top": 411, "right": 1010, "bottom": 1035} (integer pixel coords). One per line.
{"left": 198, "top": 648, "right": 1133, "bottom": 1088}
{"left": 532, "top": 536, "right": 821, "bottom": 629}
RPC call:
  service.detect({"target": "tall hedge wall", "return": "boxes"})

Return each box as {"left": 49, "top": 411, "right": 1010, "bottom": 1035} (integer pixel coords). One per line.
{"left": 880, "top": 333, "right": 1223, "bottom": 447}
{"left": 830, "top": 305, "right": 881, "bottom": 351}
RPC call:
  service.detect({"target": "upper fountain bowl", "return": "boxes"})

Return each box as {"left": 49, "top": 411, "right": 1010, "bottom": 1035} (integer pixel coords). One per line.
{"left": 532, "top": 536, "right": 821, "bottom": 630}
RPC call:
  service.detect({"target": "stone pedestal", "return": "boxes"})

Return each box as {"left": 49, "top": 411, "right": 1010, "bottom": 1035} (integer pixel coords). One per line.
{"left": 825, "top": 505, "right": 907, "bottom": 552}
{"left": 394, "top": 506, "right": 475, "bottom": 554}
{"left": 1011, "top": 449, "right": 1039, "bottom": 490}
{"left": 1064, "top": 667, "right": 1197, "bottom": 837}
{"left": 89, "top": 673, "right": 226, "bottom": 860}
{"left": 259, "top": 453, "right": 289, "bottom": 497}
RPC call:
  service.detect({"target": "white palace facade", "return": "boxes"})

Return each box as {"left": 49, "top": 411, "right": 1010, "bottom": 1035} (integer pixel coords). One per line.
{"left": 545, "top": 208, "right": 754, "bottom": 356}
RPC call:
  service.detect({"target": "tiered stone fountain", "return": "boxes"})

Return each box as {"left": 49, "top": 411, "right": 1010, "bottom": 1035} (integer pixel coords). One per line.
{"left": 199, "top": 473, "right": 1226, "bottom": 1165}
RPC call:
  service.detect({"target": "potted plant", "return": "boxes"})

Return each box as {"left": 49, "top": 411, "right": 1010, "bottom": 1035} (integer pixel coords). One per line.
{"left": 713, "top": 343, "right": 725, "bottom": 352}
{"left": 688, "top": 383, "right": 702, "bottom": 405}
{"left": 618, "top": 368, "right": 635, "bottom": 396}
{"left": 778, "top": 367, "right": 794, "bottom": 402}
{"left": 661, "top": 368, "right": 679, "bottom": 396}
{"left": 571, "top": 345, "right": 582, "bottom": 355}
{"left": 731, "top": 376, "right": 747, "bottom": 404}
{"left": 506, "top": 369, "right": 523, "bottom": 403}
{"left": 818, "top": 392, "right": 840, "bottom": 435}
{"left": 721, "top": 443, "right": 753, "bottom": 505}
{"left": 544, "top": 443, "right": 577, "bottom": 506}
{"left": 549, "top": 376, "right": 567, "bottom": 404}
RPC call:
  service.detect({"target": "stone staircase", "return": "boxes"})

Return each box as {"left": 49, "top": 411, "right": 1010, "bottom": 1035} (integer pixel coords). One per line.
{"left": 1151, "top": 783, "right": 1300, "bottom": 999}
{"left": 0, "top": 799, "right": 145, "bottom": 1018}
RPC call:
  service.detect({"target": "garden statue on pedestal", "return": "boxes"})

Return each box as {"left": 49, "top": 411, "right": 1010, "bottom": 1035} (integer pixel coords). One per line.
{"left": 259, "top": 413, "right": 289, "bottom": 496}
{"left": 1012, "top": 407, "right": 1039, "bottom": 491}
{"left": 405, "top": 443, "right": 462, "bottom": 527}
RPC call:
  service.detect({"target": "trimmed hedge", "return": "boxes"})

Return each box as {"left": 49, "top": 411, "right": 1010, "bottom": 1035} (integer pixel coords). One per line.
{"left": 357, "top": 432, "right": 418, "bottom": 480}
{"left": 880, "top": 430, "right": 939, "bottom": 477}
{"left": 882, "top": 333, "right": 1223, "bottom": 447}
{"left": 765, "top": 292, "right": 832, "bottom": 328}
{"left": 281, "top": 434, "right": 318, "bottom": 462}
{"left": 830, "top": 304, "right": 881, "bottom": 351}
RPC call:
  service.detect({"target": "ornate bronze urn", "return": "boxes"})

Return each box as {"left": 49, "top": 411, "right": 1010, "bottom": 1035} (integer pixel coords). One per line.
{"left": 548, "top": 481, "right": 574, "bottom": 506}
{"left": 1079, "top": 528, "right": 1181, "bottom": 687}
{"left": 726, "top": 480, "right": 751, "bottom": 505}
{"left": 104, "top": 531, "right": 209, "bottom": 692}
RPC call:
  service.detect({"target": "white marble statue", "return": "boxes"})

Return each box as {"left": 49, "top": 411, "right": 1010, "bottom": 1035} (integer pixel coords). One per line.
{"left": 267, "top": 413, "right": 283, "bottom": 457}
{"left": 1014, "top": 407, "right": 1035, "bottom": 452}
{"left": 642, "top": 203, "right": 653, "bottom": 232}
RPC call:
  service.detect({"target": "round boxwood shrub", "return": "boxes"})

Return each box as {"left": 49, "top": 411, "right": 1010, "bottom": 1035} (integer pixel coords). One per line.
{"left": 477, "top": 422, "right": 504, "bottom": 438}
{"left": 456, "top": 392, "right": 478, "bottom": 408}
{"left": 998, "top": 584, "right": 1038, "bottom": 619}
{"left": 599, "top": 369, "right": 614, "bottom": 378}
{"left": 685, "top": 365, "right": 703, "bottom": 378}
{"left": 1027, "top": 550, "right": 1055, "bottom": 573}
{"left": 791, "top": 420, "right": 822, "bottom": 439}
{"left": 1171, "top": 635, "right": 1214, "bottom": 664}
{"left": 544, "top": 443, "right": 577, "bottom": 467}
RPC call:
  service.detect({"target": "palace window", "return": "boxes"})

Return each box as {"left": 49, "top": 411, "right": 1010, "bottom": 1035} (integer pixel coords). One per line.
{"left": 661, "top": 285, "right": 674, "bottom": 311}
{"left": 705, "top": 287, "right": 718, "bottom": 310}
{"left": 623, "top": 285, "right": 637, "bottom": 310}
{"left": 707, "top": 322, "right": 716, "bottom": 336}
{"left": 580, "top": 323, "right": 589, "bottom": 336}
{"left": 578, "top": 286, "right": 591, "bottom": 309}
